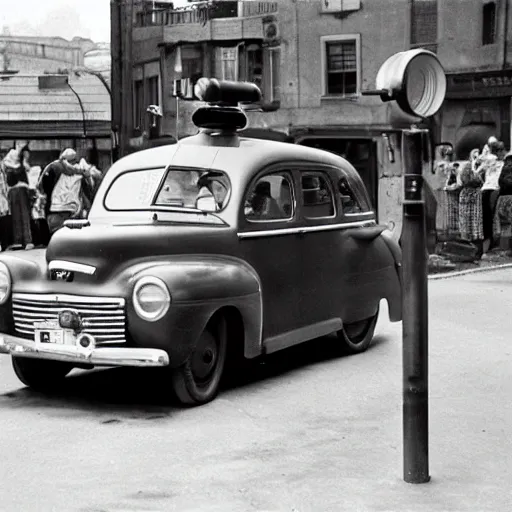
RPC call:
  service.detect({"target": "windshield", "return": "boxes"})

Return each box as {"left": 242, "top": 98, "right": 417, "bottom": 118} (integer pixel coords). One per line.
{"left": 105, "top": 167, "right": 231, "bottom": 215}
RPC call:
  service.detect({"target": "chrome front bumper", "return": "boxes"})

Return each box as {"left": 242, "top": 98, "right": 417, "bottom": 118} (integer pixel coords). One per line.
{"left": 0, "top": 333, "right": 170, "bottom": 368}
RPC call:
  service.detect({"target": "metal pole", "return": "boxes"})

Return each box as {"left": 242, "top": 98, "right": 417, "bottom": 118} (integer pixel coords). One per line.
{"left": 401, "top": 128, "right": 430, "bottom": 484}
{"left": 66, "top": 81, "right": 87, "bottom": 138}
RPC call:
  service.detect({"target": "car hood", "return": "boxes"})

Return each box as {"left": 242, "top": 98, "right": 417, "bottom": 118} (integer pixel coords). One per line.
{"left": 39, "top": 219, "right": 232, "bottom": 283}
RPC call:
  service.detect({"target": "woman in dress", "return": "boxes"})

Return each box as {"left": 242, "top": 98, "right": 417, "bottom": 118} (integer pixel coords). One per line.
{"left": 2, "top": 144, "right": 34, "bottom": 250}
{"left": 458, "top": 160, "right": 484, "bottom": 258}
{"left": 443, "top": 161, "right": 461, "bottom": 238}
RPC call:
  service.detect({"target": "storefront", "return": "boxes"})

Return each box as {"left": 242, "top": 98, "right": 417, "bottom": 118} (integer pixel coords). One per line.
{"left": 441, "top": 69, "right": 512, "bottom": 159}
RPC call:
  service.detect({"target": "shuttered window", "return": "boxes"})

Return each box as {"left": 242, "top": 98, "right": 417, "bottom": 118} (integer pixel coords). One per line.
{"left": 482, "top": 2, "right": 497, "bottom": 45}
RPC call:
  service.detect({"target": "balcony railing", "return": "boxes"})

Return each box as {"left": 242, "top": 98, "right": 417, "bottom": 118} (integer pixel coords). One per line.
{"left": 134, "top": 1, "right": 278, "bottom": 28}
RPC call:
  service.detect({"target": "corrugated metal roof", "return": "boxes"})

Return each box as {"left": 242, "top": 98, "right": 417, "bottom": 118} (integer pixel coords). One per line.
{"left": 0, "top": 73, "right": 111, "bottom": 122}
{"left": 0, "top": 120, "right": 110, "bottom": 138}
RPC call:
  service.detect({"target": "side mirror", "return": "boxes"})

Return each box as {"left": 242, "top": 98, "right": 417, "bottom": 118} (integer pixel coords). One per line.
{"left": 196, "top": 188, "right": 218, "bottom": 212}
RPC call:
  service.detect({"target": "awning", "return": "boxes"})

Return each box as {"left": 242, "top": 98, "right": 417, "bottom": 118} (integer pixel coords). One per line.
{"left": 0, "top": 121, "right": 111, "bottom": 139}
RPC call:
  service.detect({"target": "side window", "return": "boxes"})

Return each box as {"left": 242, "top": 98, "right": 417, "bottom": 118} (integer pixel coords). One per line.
{"left": 245, "top": 172, "right": 294, "bottom": 222}
{"left": 337, "top": 174, "right": 370, "bottom": 215}
{"left": 301, "top": 172, "right": 335, "bottom": 219}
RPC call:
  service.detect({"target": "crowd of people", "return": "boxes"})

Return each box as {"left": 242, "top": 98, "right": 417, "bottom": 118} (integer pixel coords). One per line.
{"left": 0, "top": 144, "right": 103, "bottom": 251}
{"left": 436, "top": 136, "right": 512, "bottom": 259}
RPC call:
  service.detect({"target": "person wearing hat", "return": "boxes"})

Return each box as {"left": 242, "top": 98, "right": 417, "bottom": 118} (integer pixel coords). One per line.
{"left": 38, "top": 148, "right": 91, "bottom": 238}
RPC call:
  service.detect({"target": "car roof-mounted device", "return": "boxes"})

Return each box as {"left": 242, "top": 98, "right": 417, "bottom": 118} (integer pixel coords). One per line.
{"left": 189, "top": 78, "right": 263, "bottom": 134}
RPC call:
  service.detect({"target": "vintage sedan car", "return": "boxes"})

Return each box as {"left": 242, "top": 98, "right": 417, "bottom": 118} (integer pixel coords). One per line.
{"left": 0, "top": 80, "right": 402, "bottom": 406}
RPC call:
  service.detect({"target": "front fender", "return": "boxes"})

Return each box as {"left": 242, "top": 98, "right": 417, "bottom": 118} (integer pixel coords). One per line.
{"left": 0, "top": 249, "right": 47, "bottom": 282}
{"left": 125, "top": 255, "right": 263, "bottom": 365}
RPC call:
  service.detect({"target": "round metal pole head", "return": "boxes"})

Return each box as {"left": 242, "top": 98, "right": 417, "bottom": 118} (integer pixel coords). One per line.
{"left": 376, "top": 49, "right": 446, "bottom": 118}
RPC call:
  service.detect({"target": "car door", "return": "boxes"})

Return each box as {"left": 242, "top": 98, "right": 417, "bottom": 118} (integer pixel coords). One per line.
{"left": 237, "top": 168, "right": 302, "bottom": 341}
{"left": 296, "top": 164, "right": 379, "bottom": 330}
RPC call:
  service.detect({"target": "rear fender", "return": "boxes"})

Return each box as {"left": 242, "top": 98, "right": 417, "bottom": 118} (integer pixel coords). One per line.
{"left": 379, "top": 230, "right": 403, "bottom": 322}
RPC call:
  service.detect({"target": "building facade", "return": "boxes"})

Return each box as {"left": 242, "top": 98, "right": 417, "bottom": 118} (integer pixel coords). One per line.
{"left": 111, "top": 0, "right": 512, "bottom": 241}
{"left": 435, "top": 0, "right": 512, "bottom": 159}
{"left": 0, "top": 35, "right": 112, "bottom": 169}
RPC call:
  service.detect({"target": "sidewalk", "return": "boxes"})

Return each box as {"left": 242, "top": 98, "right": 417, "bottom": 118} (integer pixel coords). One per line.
{"left": 428, "top": 247, "right": 512, "bottom": 276}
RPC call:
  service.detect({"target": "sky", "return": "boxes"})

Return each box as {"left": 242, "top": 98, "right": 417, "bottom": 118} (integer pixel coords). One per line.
{"left": 0, "top": 1, "right": 194, "bottom": 42}
{"left": 0, "top": 0, "right": 113, "bottom": 42}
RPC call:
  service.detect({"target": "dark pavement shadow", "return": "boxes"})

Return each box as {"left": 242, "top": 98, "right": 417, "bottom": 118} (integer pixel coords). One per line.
{"left": 0, "top": 333, "right": 390, "bottom": 419}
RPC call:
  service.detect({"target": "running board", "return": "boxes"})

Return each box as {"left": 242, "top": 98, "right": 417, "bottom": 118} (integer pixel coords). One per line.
{"left": 263, "top": 318, "right": 342, "bottom": 355}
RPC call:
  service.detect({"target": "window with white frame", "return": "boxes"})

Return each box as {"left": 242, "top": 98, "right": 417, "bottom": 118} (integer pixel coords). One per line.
{"left": 220, "top": 47, "right": 238, "bottom": 81}
{"left": 321, "top": 34, "right": 360, "bottom": 97}
{"left": 182, "top": 44, "right": 204, "bottom": 83}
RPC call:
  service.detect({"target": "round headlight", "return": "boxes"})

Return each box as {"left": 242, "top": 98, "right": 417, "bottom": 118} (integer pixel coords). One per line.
{"left": 0, "top": 262, "right": 11, "bottom": 305}
{"left": 132, "top": 277, "right": 171, "bottom": 322}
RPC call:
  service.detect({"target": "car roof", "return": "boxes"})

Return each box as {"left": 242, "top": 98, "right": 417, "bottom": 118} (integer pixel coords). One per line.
{"left": 112, "top": 131, "right": 361, "bottom": 181}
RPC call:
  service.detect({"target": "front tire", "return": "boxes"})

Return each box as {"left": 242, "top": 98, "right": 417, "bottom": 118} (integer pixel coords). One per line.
{"left": 337, "top": 306, "right": 379, "bottom": 355}
{"left": 171, "top": 318, "right": 227, "bottom": 406}
{"left": 12, "top": 357, "right": 73, "bottom": 391}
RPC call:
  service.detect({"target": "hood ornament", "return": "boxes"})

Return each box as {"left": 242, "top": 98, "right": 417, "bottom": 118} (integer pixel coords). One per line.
{"left": 51, "top": 269, "right": 74, "bottom": 282}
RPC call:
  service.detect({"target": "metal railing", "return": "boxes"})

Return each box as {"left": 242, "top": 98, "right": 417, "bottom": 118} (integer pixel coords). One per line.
{"left": 134, "top": 1, "right": 278, "bottom": 28}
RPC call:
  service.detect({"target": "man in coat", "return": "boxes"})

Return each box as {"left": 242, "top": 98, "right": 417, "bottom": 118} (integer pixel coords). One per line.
{"left": 39, "top": 148, "right": 93, "bottom": 235}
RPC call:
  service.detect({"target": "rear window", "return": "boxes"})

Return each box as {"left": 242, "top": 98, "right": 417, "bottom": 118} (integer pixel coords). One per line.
{"left": 337, "top": 170, "right": 372, "bottom": 215}
{"left": 105, "top": 167, "right": 230, "bottom": 212}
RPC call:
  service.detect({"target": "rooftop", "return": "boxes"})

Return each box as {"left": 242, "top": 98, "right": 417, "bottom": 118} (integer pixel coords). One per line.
{"left": 0, "top": 73, "right": 110, "bottom": 123}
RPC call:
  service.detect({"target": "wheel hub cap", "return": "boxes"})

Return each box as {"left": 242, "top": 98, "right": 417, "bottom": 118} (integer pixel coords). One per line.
{"left": 191, "top": 332, "right": 218, "bottom": 381}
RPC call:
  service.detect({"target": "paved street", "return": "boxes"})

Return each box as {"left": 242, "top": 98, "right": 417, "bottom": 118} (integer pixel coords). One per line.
{"left": 0, "top": 269, "right": 510, "bottom": 512}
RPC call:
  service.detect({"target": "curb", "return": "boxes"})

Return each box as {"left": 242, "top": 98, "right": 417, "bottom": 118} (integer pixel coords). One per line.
{"left": 428, "top": 262, "right": 512, "bottom": 280}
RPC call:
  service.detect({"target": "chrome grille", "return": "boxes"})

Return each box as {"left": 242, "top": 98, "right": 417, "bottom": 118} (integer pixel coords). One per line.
{"left": 12, "top": 293, "right": 127, "bottom": 345}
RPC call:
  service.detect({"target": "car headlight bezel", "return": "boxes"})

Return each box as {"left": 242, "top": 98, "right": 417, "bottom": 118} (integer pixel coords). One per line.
{"left": 132, "top": 276, "right": 171, "bottom": 322}
{"left": 0, "top": 262, "right": 11, "bottom": 305}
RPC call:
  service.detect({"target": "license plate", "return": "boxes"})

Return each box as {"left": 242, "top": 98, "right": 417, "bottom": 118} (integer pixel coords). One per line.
{"left": 34, "top": 321, "right": 77, "bottom": 346}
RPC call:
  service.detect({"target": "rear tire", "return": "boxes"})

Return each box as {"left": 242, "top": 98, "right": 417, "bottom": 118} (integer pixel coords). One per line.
{"left": 12, "top": 357, "right": 73, "bottom": 391}
{"left": 171, "top": 317, "right": 227, "bottom": 406}
{"left": 337, "top": 306, "right": 379, "bottom": 354}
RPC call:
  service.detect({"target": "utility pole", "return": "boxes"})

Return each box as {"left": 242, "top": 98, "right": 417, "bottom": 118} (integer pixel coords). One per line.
{"left": 110, "top": 0, "right": 122, "bottom": 161}
{"left": 401, "top": 128, "right": 430, "bottom": 483}
{"left": 122, "top": 0, "right": 135, "bottom": 158}
{"left": 110, "top": 0, "right": 133, "bottom": 160}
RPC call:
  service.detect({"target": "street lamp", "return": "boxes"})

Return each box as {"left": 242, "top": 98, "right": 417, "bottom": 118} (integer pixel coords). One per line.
{"left": 364, "top": 49, "right": 447, "bottom": 484}
{"left": 72, "top": 66, "right": 112, "bottom": 99}
{"left": 68, "top": 67, "right": 116, "bottom": 161}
